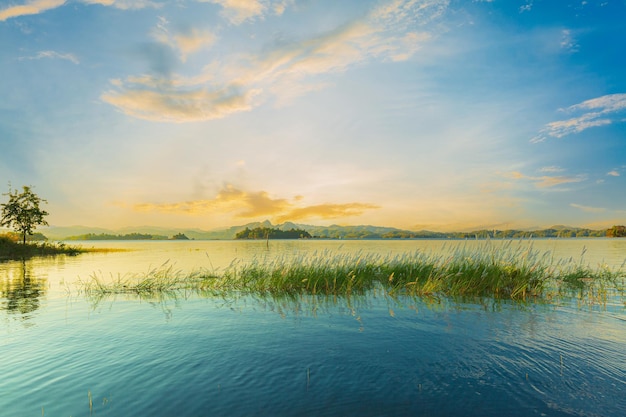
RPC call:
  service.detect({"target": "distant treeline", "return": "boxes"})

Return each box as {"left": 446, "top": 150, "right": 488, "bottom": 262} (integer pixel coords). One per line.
{"left": 341, "top": 228, "right": 609, "bottom": 240}
{"left": 65, "top": 233, "right": 168, "bottom": 241}
{"left": 235, "top": 227, "right": 312, "bottom": 240}
{"left": 239, "top": 226, "right": 620, "bottom": 240}
{"left": 438, "top": 228, "right": 609, "bottom": 239}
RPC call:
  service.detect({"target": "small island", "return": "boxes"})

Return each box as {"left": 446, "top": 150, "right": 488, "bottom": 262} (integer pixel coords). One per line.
{"left": 171, "top": 233, "right": 190, "bottom": 240}
{"left": 235, "top": 227, "right": 312, "bottom": 240}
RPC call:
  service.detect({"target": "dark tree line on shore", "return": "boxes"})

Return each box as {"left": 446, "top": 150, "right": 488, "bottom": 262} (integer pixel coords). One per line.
{"left": 607, "top": 225, "right": 626, "bottom": 237}
{"left": 235, "top": 227, "right": 312, "bottom": 240}
{"left": 236, "top": 225, "right": 625, "bottom": 240}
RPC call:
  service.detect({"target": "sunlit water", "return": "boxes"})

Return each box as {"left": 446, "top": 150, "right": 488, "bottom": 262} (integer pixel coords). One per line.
{"left": 1, "top": 239, "right": 625, "bottom": 416}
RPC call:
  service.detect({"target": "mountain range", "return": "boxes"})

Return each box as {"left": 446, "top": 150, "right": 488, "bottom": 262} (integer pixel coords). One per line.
{"left": 39, "top": 221, "right": 612, "bottom": 241}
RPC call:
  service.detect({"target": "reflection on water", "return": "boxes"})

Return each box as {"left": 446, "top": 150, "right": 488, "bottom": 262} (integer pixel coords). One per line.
{"left": 0, "top": 260, "right": 46, "bottom": 319}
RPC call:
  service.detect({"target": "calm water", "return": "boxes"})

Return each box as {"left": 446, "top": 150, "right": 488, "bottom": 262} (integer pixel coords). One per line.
{"left": 1, "top": 239, "right": 625, "bottom": 416}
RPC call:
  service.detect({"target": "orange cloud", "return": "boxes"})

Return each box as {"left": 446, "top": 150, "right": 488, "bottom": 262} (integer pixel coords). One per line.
{"left": 0, "top": 0, "right": 65, "bottom": 21}
{"left": 132, "top": 185, "right": 379, "bottom": 222}
{"left": 275, "top": 203, "right": 380, "bottom": 223}
{"left": 534, "top": 175, "right": 585, "bottom": 188}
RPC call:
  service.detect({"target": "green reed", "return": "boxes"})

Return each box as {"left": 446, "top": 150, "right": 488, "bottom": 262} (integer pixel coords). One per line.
{"left": 77, "top": 261, "right": 217, "bottom": 298}
{"left": 77, "top": 241, "right": 625, "bottom": 302}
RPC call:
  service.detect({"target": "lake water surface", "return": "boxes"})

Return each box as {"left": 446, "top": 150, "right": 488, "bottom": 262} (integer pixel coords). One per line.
{"left": 1, "top": 239, "right": 625, "bottom": 416}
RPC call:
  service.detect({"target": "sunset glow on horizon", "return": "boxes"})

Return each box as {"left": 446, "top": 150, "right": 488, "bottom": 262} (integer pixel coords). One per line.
{"left": 1, "top": 0, "right": 625, "bottom": 232}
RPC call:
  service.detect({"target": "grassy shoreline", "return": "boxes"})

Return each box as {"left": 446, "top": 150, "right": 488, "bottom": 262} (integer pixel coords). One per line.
{"left": 0, "top": 235, "right": 85, "bottom": 260}
{"left": 76, "top": 242, "right": 625, "bottom": 302}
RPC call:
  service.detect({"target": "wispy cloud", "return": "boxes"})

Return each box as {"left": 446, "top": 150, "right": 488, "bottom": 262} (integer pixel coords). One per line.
{"left": 0, "top": 0, "right": 157, "bottom": 21}
{"left": 531, "top": 93, "right": 626, "bottom": 142}
{"left": 201, "top": 0, "right": 265, "bottom": 24}
{"left": 198, "top": 0, "right": 292, "bottom": 25}
{"left": 19, "top": 50, "right": 79, "bottom": 64}
{"left": 102, "top": 86, "right": 260, "bottom": 123}
{"left": 560, "top": 29, "right": 578, "bottom": 53}
{"left": 538, "top": 166, "right": 564, "bottom": 173}
{"left": 0, "top": 0, "right": 65, "bottom": 22}
{"left": 509, "top": 171, "right": 586, "bottom": 188}
{"left": 102, "top": 0, "right": 449, "bottom": 122}
{"left": 570, "top": 203, "right": 606, "bottom": 213}
{"left": 133, "top": 185, "right": 379, "bottom": 222}
{"left": 152, "top": 17, "right": 216, "bottom": 62}
{"left": 519, "top": 1, "right": 532, "bottom": 13}
{"left": 606, "top": 170, "right": 620, "bottom": 177}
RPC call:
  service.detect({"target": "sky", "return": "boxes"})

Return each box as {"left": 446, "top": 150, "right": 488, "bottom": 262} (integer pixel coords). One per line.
{"left": 1, "top": 0, "right": 625, "bottom": 232}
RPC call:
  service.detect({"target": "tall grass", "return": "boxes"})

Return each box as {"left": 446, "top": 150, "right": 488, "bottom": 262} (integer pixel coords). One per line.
{"left": 77, "top": 261, "right": 214, "bottom": 297}
{"left": 76, "top": 241, "right": 625, "bottom": 303}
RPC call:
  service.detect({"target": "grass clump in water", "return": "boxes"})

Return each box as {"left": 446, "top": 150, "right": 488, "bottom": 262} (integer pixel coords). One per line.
{"left": 211, "top": 242, "right": 624, "bottom": 301}
{"left": 78, "top": 261, "right": 218, "bottom": 298}
{"left": 212, "top": 242, "right": 553, "bottom": 299}
{"left": 78, "top": 241, "right": 625, "bottom": 302}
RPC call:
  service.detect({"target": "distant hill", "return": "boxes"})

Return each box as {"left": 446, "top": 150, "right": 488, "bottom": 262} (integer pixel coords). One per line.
{"left": 39, "top": 221, "right": 615, "bottom": 241}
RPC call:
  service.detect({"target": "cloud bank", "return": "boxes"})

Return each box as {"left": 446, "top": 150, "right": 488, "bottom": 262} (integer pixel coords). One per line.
{"left": 102, "top": 0, "right": 449, "bottom": 122}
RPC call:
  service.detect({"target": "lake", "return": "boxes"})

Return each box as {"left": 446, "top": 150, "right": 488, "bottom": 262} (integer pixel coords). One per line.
{"left": 1, "top": 239, "right": 625, "bottom": 416}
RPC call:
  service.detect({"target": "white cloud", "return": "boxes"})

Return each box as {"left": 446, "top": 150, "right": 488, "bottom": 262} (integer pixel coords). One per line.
{"left": 0, "top": 0, "right": 65, "bottom": 21}
{"left": 19, "top": 50, "right": 79, "bottom": 64}
{"left": 103, "top": 0, "right": 449, "bottom": 122}
{"left": 81, "top": 0, "right": 160, "bottom": 9}
{"left": 607, "top": 170, "right": 620, "bottom": 177}
{"left": 519, "top": 2, "right": 532, "bottom": 13}
{"left": 560, "top": 29, "right": 578, "bottom": 53}
{"left": 531, "top": 93, "right": 626, "bottom": 142}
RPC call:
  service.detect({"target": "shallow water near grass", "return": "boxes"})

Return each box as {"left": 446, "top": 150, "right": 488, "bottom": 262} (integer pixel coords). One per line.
{"left": 1, "top": 239, "right": 625, "bottom": 416}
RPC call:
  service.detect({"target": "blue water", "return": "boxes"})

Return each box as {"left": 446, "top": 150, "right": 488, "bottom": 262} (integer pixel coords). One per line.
{"left": 2, "top": 293, "right": 624, "bottom": 416}
{"left": 1, "top": 240, "right": 625, "bottom": 416}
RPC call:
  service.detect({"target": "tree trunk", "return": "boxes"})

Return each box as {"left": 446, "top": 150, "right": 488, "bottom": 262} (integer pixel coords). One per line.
{"left": 22, "top": 232, "right": 26, "bottom": 245}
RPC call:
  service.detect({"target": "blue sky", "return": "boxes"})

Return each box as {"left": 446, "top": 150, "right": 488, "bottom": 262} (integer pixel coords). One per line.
{"left": 1, "top": 0, "right": 625, "bottom": 231}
